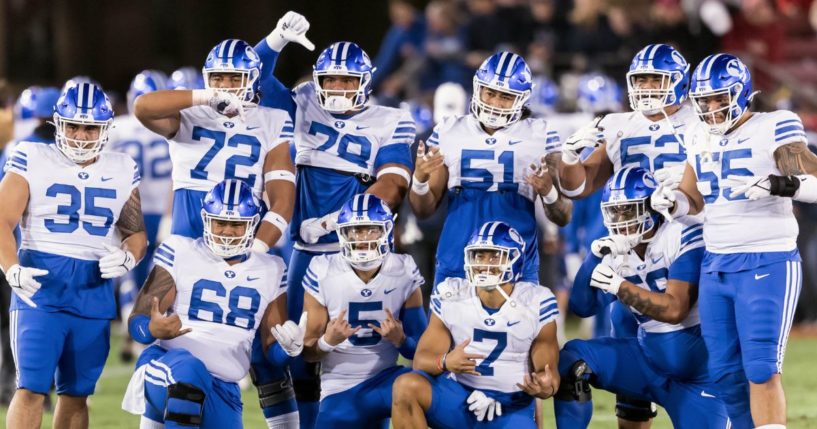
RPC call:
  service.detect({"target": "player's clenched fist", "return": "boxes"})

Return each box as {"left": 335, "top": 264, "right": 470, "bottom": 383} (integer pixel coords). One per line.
{"left": 445, "top": 338, "right": 486, "bottom": 376}
{"left": 148, "top": 297, "right": 192, "bottom": 340}
{"left": 323, "top": 309, "right": 361, "bottom": 346}
{"left": 369, "top": 308, "right": 406, "bottom": 347}
{"left": 413, "top": 140, "right": 445, "bottom": 184}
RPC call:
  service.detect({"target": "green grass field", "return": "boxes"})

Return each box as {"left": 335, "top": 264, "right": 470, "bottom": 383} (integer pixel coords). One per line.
{"left": 2, "top": 329, "right": 816, "bottom": 428}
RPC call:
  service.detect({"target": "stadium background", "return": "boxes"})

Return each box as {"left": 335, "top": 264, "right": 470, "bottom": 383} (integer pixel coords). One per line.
{"left": 0, "top": 0, "right": 816, "bottom": 427}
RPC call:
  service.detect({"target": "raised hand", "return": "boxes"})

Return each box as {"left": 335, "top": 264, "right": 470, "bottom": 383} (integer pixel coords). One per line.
{"left": 524, "top": 155, "right": 555, "bottom": 199}
{"left": 590, "top": 235, "right": 633, "bottom": 258}
{"left": 445, "top": 338, "right": 486, "bottom": 376}
{"left": 272, "top": 312, "right": 309, "bottom": 357}
{"left": 369, "top": 308, "right": 406, "bottom": 347}
{"left": 323, "top": 309, "right": 361, "bottom": 346}
{"left": 413, "top": 141, "right": 445, "bottom": 184}
{"left": 562, "top": 123, "right": 604, "bottom": 165}
{"left": 148, "top": 297, "right": 192, "bottom": 340}
{"left": 268, "top": 11, "right": 315, "bottom": 51}
{"left": 516, "top": 365, "right": 557, "bottom": 399}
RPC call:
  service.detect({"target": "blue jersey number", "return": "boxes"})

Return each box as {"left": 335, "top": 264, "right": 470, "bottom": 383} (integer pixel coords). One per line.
{"left": 461, "top": 150, "right": 517, "bottom": 192}
{"left": 620, "top": 134, "right": 686, "bottom": 171}
{"left": 45, "top": 184, "right": 117, "bottom": 236}
{"left": 623, "top": 267, "right": 669, "bottom": 293}
{"left": 308, "top": 122, "right": 372, "bottom": 168}
{"left": 188, "top": 279, "right": 261, "bottom": 330}
{"left": 116, "top": 139, "right": 171, "bottom": 179}
{"left": 190, "top": 126, "right": 261, "bottom": 187}
{"left": 348, "top": 301, "right": 383, "bottom": 346}
{"left": 473, "top": 329, "right": 507, "bottom": 376}
{"left": 695, "top": 148, "right": 753, "bottom": 204}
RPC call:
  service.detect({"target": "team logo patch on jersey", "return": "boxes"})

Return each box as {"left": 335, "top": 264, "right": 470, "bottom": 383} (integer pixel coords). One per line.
{"left": 485, "top": 137, "right": 497, "bottom": 145}
{"left": 484, "top": 318, "right": 496, "bottom": 326}
{"left": 224, "top": 270, "right": 236, "bottom": 279}
{"left": 649, "top": 124, "right": 660, "bottom": 131}
{"left": 719, "top": 138, "right": 729, "bottom": 146}
{"left": 361, "top": 288, "right": 373, "bottom": 297}
{"left": 224, "top": 121, "right": 235, "bottom": 128}
{"left": 334, "top": 120, "right": 345, "bottom": 129}
{"left": 78, "top": 172, "right": 89, "bottom": 180}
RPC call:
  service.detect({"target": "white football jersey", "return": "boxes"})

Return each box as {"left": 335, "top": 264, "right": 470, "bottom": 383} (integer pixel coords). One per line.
{"left": 171, "top": 105, "right": 292, "bottom": 198}
{"left": 684, "top": 110, "right": 806, "bottom": 253}
{"left": 546, "top": 112, "right": 593, "bottom": 145}
{"left": 602, "top": 221, "right": 704, "bottom": 333}
{"left": 601, "top": 103, "right": 698, "bottom": 173}
{"left": 152, "top": 235, "right": 287, "bottom": 383}
{"left": 108, "top": 114, "right": 172, "bottom": 215}
{"left": 431, "top": 279, "right": 558, "bottom": 393}
{"left": 303, "top": 252, "right": 424, "bottom": 399}
{"left": 428, "top": 114, "right": 561, "bottom": 201}
{"left": 5, "top": 142, "right": 139, "bottom": 260}
{"left": 291, "top": 82, "right": 415, "bottom": 175}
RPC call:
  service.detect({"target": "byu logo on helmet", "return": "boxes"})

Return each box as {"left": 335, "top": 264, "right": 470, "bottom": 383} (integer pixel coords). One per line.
{"left": 201, "top": 179, "right": 261, "bottom": 258}
{"left": 313, "top": 41, "right": 376, "bottom": 113}
{"left": 471, "top": 51, "right": 533, "bottom": 129}
{"left": 203, "top": 39, "right": 262, "bottom": 104}
{"left": 54, "top": 83, "right": 114, "bottom": 164}
{"left": 337, "top": 194, "right": 395, "bottom": 271}
{"left": 464, "top": 221, "right": 526, "bottom": 290}
{"left": 626, "top": 44, "right": 690, "bottom": 114}
{"left": 690, "top": 53, "right": 753, "bottom": 135}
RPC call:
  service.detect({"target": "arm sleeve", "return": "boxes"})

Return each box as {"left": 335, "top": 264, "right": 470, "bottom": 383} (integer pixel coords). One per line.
{"left": 254, "top": 38, "right": 297, "bottom": 117}
{"left": 569, "top": 253, "right": 615, "bottom": 317}
{"left": 397, "top": 306, "right": 427, "bottom": 360}
{"left": 374, "top": 111, "right": 416, "bottom": 171}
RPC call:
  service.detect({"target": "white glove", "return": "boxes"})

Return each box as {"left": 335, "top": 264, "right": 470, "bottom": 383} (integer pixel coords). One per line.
{"left": 651, "top": 184, "right": 676, "bottom": 221}
{"left": 562, "top": 124, "right": 604, "bottom": 165}
{"left": 100, "top": 244, "right": 137, "bottom": 279}
{"left": 299, "top": 210, "right": 340, "bottom": 244}
{"left": 589, "top": 263, "right": 625, "bottom": 294}
{"left": 267, "top": 11, "right": 315, "bottom": 52}
{"left": 590, "top": 235, "right": 633, "bottom": 258}
{"left": 467, "top": 390, "right": 502, "bottom": 422}
{"left": 271, "top": 313, "right": 308, "bottom": 357}
{"left": 727, "top": 175, "right": 772, "bottom": 201}
{"left": 653, "top": 165, "right": 686, "bottom": 191}
{"left": 192, "top": 89, "right": 246, "bottom": 120}
{"left": 4, "top": 264, "right": 48, "bottom": 308}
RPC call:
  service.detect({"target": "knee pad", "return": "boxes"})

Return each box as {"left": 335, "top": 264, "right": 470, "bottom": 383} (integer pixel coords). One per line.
{"left": 164, "top": 382, "right": 205, "bottom": 427}
{"left": 615, "top": 394, "right": 657, "bottom": 422}
{"left": 251, "top": 368, "right": 296, "bottom": 410}
{"left": 554, "top": 360, "right": 594, "bottom": 402}
{"left": 292, "top": 362, "right": 321, "bottom": 403}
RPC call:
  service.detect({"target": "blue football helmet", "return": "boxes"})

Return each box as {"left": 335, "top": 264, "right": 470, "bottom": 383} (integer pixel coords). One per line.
{"left": 169, "top": 66, "right": 205, "bottom": 90}
{"left": 577, "top": 73, "right": 622, "bottom": 114}
{"left": 61, "top": 76, "right": 101, "bottom": 95}
{"left": 529, "top": 75, "right": 559, "bottom": 115}
{"left": 53, "top": 83, "right": 114, "bottom": 163}
{"left": 15, "top": 86, "right": 61, "bottom": 120}
{"left": 601, "top": 167, "right": 661, "bottom": 246}
{"left": 690, "top": 53, "right": 754, "bottom": 135}
{"left": 313, "top": 41, "right": 375, "bottom": 113}
{"left": 626, "top": 44, "right": 690, "bottom": 114}
{"left": 203, "top": 39, "right": 262, "bottom": 103}
{"left": 337, "top": 194, "right": 394, "bottom": 270}
{"left": 201, "top": 179, "right": 261, "bottom": 258}
{"left": 127, "top": 70, "right": 168, "bottom": 113}
{"left": 471, "top": 52, "right": 533, "bottom": 128}
{"left": 464, "top": 221, "right": 526, "bottom": 289}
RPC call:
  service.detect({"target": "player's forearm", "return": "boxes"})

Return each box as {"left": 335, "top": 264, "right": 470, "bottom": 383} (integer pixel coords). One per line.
{"left": 558, "top": 162, "right": 588, "bottom": 199}
{"left": 413, "top": 347, "right": 446, "bottom": 376}
{"left": 543, "top": 195, "right": 572, "bottom": 226}
{"left": 257, "top": 182, "right": 294, "bottom": 248}
{"left": 616, "top": 282, "right": 686, "bottom": 324}
{"left": 408, "top": 189, "right": 441, "bottom": 219}
{"left": 122, "top": 231, "right": 148, "bottom": 264}
{"left": 134, "top": 90, "right": 192, "bottom": 120}
{"left": 367, "top": 175, "right": 408, "bottom": 209}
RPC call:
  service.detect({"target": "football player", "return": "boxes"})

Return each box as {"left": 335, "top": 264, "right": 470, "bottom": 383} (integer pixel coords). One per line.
{"left": 554, "top": 167, "right": 729, "bottom": 428}
{"left": 300, "top": 194, "right": 426, "bottom": 427}
{"left": 1, "top": 83, "right": 147, "bottom": 428}
{"left": 652, "top": 53, "right": 817, "bottom": 429}
{"left": 409, "top": 52, "right": 572, "bottom": 286}
{"left": 253, "top": 12, "right": 414, "bottom": 428}
{"left": 392, "top": 221, "right": 560, "bottom": 429}
{"left": 122, "top": 179, "right": 302, "bottom": 428}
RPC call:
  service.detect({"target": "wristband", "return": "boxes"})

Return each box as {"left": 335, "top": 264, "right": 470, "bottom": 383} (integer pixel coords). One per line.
{"left": 129, "top": 314, "right": 156, "bottom": 345}
{"left": 438, "top": 352, "right": 449, "bottom": 372}
{"left": 541, "top": 186, "right": 559, "bottom": 205}
{"left": 264, "top": 170, "right": 296, "bottom": 184}
{"left": 377, "top": 166, "right": 411, "bottom": 184}
{"left": 318, "top": 336, "right": 337, "bottom": 353}
{"left": 252, "top": 238, "right": 270, "bottom": 254}
{"left": 412, "top": 177, "right": 430, "bottom": 195}
{"left": 262, "top": 211, "right": 289, "bottom": 235}
{"left": 191, "top": 89, "right": 213, "bottom": 106}
{"left": 561, "top": 179, "right": 585, "bottom": 198}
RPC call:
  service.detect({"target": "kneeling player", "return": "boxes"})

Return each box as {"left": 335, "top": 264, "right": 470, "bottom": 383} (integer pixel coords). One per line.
{"left": 299, "top": 194, "right": 427, "bottom": 428}
{"left": 392, "top": 221, "right": 560, "bottom": 429}
{"left": 554, "top": 167, "right": 728, "bottom": 428}
{"left": 122, "top": 179, "right": 304, "bottom": 428}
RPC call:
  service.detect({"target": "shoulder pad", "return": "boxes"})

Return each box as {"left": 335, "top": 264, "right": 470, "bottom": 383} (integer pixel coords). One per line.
{"left": 433, "top": 277, "right": 472, "bottom": 302}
